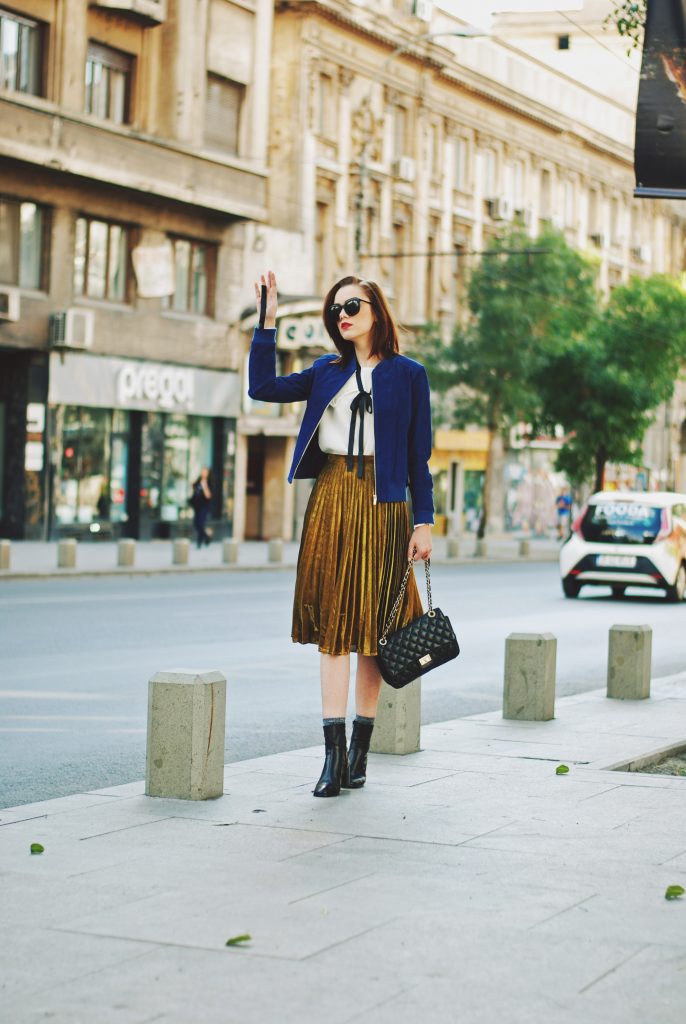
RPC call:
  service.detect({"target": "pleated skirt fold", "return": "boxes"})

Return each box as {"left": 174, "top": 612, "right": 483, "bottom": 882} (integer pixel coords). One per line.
{"left": 292, "top": 454, "right": 423, "bottom": 656}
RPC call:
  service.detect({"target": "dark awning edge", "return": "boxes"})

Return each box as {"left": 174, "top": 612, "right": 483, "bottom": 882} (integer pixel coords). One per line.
{"left": 634, "top": 187, "right": 686, "bottom": 199}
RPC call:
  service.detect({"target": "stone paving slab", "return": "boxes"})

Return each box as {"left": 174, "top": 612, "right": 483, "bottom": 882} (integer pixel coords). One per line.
{"left": 1, "top": 676, "right": 685, "bottom": 1023}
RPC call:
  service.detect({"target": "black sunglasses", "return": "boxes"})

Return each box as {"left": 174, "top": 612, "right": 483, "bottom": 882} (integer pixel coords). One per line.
{"left": 328, "top": 297, "right": 372, "bottom": 320}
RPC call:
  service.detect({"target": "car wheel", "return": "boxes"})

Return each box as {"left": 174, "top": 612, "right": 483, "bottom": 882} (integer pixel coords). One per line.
{"left": 611, "top": 585, "right": 626, "bottom": 599}
{"left": 665, "top": 563, "right": 686, "bottom": 603}
{"left": 562, "top": 577, "right": 580, "bottom": 598}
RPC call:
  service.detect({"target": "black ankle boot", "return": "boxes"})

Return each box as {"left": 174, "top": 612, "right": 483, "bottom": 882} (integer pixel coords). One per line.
{"left": 344, "top": 719, "right": 374, "bottom": 789}
{"left": 313, "top": 723, "right": 349, "bottom": 798}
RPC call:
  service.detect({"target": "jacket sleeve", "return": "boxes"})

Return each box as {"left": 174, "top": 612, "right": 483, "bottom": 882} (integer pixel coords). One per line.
{"left": 407, "top": 365, "right": 435, "bottom": 526}
{"left": 248, "top": 328, "right": 315, "bottom": 403}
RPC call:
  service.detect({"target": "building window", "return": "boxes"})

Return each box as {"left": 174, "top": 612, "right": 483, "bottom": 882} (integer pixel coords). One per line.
{"left": 557, "top": 34, "right": 570, "bottom": 50}
{"left": 454, "top": 137, "right": 468, "bottom": 192}
{"left": 483, "top": 149, "right": 497, "bottom": 199}
{"left": 0, "top": 198, "right": 45, "bottom": 288}
{"left": 204, "top": 74, "right": 243, "bottom": 155}
{"left": 85, "top": 43, "right": 133, "bottom": 125}
{"left": 0, "top": 8, "right": 42, "bottom": 95}
{"left": 540, "top": 169, "right": 552, "bottom": 219}
{"left": 74, "top": 217, "right": 129, "bottom": 302}
{"left": 317, "top": 73, "right": 335, "bottom": 137}
{"left": 166, "top": 238, "right": 213, "bottom": 316}
{"left": 394, "top": 106, "right": 409, "bottom": 159}
{"left": 564, "top": 180, "right": 575, "bottom": 226}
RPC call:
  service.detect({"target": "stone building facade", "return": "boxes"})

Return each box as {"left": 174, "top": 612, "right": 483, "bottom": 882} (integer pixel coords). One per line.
{"left": 235, "top": 0, "right": 686, "bottom": 540}
{"left": 0, "top": 0, "right": 272, "bottom": 539}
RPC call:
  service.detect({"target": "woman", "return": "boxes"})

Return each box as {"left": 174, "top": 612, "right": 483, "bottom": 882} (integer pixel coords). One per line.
{"left": 190, "top": 467, "right": 212, "bottom": 548}
{"left": 249, "top": 271, "right": 433, "bottom": 797}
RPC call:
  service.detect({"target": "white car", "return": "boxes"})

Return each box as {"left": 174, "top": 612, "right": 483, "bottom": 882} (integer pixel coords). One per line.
{"left": 560, "top": 491, "right": 686, "bottom": 602}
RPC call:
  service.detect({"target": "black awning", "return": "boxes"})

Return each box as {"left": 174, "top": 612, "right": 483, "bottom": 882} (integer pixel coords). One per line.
{"left": 635, "top": 0, "right": 686, "bottom": 198}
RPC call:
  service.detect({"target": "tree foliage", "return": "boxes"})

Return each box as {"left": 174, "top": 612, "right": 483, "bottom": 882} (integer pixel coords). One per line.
{"left": 536, "top": 275, "right": 686, "bottom": 490}
{"left": 603, "top": 1, "right": 646, "bottom": 55}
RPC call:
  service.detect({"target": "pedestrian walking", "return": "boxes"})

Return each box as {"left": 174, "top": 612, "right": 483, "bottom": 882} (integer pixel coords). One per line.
{"left": 556, "top": 487, "right": 572, "bottom": 540}
{"left": 190, "top": 467, "right": 213, "bottom": 548}
{"left": 249, "top": 271, "right": 434, "bottom": 797}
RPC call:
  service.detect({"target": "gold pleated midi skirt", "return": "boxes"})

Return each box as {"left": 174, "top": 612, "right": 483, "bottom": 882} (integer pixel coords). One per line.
{"left": 292, "top": 454, "right": 424, "bottom": 656}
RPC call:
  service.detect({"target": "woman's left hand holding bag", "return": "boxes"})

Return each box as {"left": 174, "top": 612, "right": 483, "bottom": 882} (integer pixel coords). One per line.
{"left": 408, "top": 524, "right": 432, "bottom": 562}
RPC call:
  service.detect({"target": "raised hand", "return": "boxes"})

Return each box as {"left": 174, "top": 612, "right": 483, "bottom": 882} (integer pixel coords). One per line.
{"left": 254, "top": 270, "right": 278, "bottom": 329}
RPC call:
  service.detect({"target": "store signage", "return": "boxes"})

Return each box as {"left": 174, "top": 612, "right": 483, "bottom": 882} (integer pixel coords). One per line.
{"left": 49, "top": 351, "right": 241, "bottom": 417}
{"left": 278, "top": 316, "right": 333, "bottom": 350}
{"left": 116, "top": 363, "right": 194, "bottom": 411}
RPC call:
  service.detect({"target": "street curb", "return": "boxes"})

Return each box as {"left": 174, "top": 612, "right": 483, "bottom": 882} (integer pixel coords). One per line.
{"left": 0, "top": 553, "right": 560, "bottom": 581}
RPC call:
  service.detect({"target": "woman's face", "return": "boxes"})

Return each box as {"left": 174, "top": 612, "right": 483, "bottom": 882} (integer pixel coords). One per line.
{"left": 332, "top": 284, "right": 375, "bottom": 344}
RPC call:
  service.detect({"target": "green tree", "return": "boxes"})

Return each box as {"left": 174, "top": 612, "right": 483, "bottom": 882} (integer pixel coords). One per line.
{"left": 603, "top": 1, "right": 646, "bottom": 54}
{"left": 417, "top": 228, "right": 597, "bottom": 536}
{"left": 537, "top": 274, "right": 686, "bottom": 492}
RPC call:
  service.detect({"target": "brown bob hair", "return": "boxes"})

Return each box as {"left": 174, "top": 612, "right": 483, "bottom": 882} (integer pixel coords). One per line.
{"left": 322, "top": 276, "right": 400, "bottom": 364}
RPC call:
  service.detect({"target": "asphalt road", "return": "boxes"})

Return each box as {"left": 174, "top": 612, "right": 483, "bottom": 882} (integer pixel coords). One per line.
{"left": 1, "top": 562, "right": 684, "bottom": 808}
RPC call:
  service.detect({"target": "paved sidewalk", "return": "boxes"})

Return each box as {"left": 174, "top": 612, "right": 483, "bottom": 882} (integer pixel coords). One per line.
{"left": 2, "top": 675, "right": 685, "bottom": 1023}
{"left": 0, "top": 534, "right": 561, "bottom": 579}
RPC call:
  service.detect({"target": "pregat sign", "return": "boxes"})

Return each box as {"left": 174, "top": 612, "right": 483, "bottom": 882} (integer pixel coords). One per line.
{"left": 116, "top": 363, "right": 195, "bottom": 411}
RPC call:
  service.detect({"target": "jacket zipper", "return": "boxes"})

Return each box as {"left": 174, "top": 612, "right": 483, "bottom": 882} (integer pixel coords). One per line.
{"left": 292, "top": 403, "right": 329, "bottom": 479}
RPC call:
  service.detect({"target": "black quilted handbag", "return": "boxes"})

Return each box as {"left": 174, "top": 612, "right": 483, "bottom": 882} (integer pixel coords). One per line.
{"left": 376, "top": 558, "right": 460, "bottom": 689}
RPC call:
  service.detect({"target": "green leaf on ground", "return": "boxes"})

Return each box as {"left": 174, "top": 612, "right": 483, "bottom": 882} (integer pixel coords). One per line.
{"left": 555, "top": 765, "right": 570, "bottom": 775}
{"left": 225, "top": 934, "right": 252, "bottom": 947}
{"left": 665, "top": 886, "right": 685, "bottom": 901}
{"left": 30, "top": 843, "right": 44, "bottom": 854}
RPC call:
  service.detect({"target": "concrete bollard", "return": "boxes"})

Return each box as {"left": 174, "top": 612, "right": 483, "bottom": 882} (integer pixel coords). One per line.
{"left": 519, "top": 539, "right": 530, "bottom": 557}
{"left": 447, "top": 537, "right": 460, "bottom": 559}
{"left": 475, "top": 538, "right": 487, "bottom": 558}
{"left": 607, "top": 625, "right": 652, "bottom": 700}
{"left": 223, "top": 539, "right": 239, "bottom": 564}
{"left": 117, "top": 538, "right": 135, "bottom": 567}
{"left": 0, "top": 539, "right": 10, "bottom": 570}
{"left": 503, "top": 633, "right": 556, "bottom": 721}
{"left": 146, "top": 669, "right": 227, "bottom": 800}
{"left": 370, "top": 678, "right": 421, "bottom": 755}
{"left": 57, "top": 538, "right": 77, "bottom": 569}
{"left": 173, "top": 538, "right": 189, "bottom": 565}
{"left": 268, "top": 538, "right": 283, "bottom": 563}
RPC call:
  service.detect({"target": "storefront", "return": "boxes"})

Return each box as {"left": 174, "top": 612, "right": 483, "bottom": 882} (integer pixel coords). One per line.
{"left": 47, "top": 351, "right": 240, "bottom": 540}
{"left": 0, "top": 349, "right": 49, "bottom": 540}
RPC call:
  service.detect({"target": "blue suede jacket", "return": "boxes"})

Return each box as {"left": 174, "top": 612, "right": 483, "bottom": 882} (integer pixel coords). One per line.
{"left": 248, "top": 328, "right": 434, "bottom": 524}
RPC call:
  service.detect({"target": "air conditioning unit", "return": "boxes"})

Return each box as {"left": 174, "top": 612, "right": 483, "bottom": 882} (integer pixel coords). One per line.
{"left": 515, "top": 207, "right": 533, "bottom": 228}
{"left": 590, "top": 232, "right": 606, "bottom": 249}
{"left": 392, "top": 156, "right": 416, "bottom": 183}
{"left": 631, "top": 243, "right": 652, "bottom": 263}
{"left": 0, "top": 286, "right": 20, "bottom": 322}
{"left": 488, "top": 197, "right": 513, "bottom": 221}
{"left": 49, "top": 309, "right": 95, "bottom": 350}
{"left": 412, "top": 0, "right": 433, "bottom": 21}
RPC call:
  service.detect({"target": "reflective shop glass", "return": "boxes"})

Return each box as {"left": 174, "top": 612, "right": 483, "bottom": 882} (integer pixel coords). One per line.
{"left": 139, "top": 412, "right": 212, "bottom": 523}
{"left": 53, "top": 407, "right": 129, "bottom": 525}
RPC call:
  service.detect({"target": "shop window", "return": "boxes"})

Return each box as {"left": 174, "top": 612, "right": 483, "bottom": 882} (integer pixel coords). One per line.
{"left": 204, "top": 73, "right": 243, "bottom": 155}
{"left": 74, "top": 216, "right": 129, "bottom": 302}
{"left": 85, "top": 42, "right": 133, "bottom": 126}
{"left": 0, "top": 8, "right": 43, "bottom": 96}
{"left": 166, "top": 238, "right": 214, "bottom": 316}
{"left": 0, "top": 198, "right": 45, "bottom": 289}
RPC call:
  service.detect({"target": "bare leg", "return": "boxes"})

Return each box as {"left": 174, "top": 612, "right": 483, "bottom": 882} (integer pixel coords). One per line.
{"left": 355, "top": 653, "right": 383, "bottom": 717}
{"left": 320, "top": 653, "right": 351, "bottom": 718}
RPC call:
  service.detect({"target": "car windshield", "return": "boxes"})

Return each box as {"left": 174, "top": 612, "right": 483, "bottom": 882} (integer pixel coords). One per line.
{"left": 580, "top": 502, "right": 663, "bottom": 545}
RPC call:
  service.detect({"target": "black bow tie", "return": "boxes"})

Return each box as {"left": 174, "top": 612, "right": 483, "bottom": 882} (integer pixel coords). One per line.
{"left": 347, "top": 364, "right": 373, "bottom": 479}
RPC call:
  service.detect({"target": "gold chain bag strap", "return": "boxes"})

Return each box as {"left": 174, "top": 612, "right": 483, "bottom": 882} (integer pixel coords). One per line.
{"left": 376, "top": 558, "right": 460, "bottom": 689}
